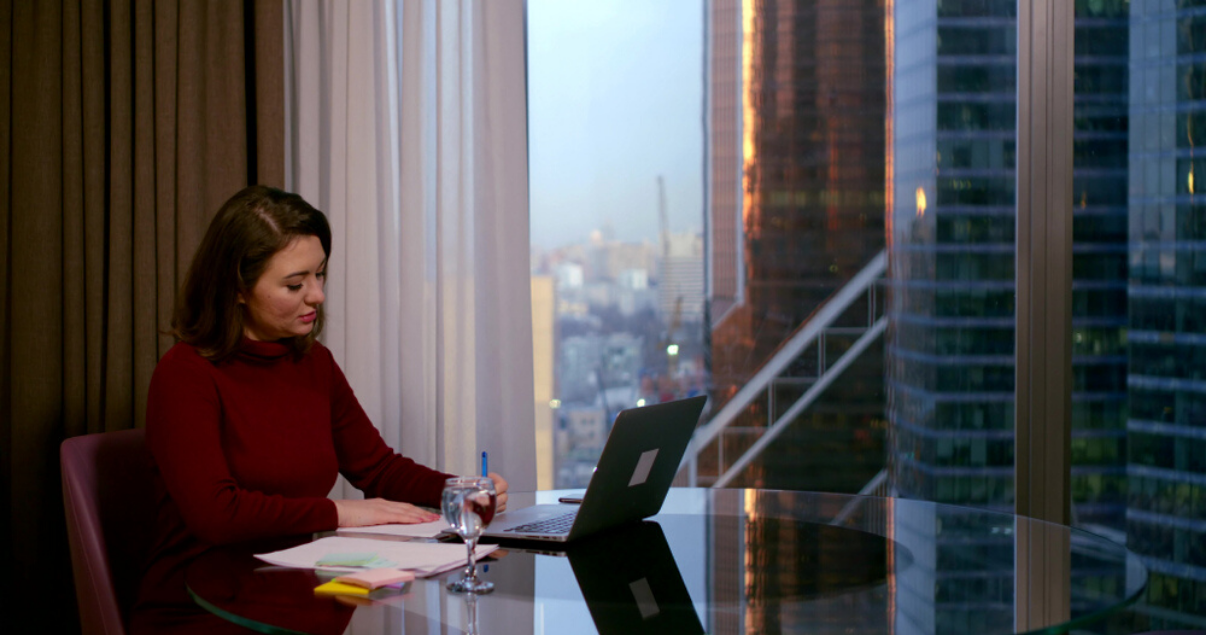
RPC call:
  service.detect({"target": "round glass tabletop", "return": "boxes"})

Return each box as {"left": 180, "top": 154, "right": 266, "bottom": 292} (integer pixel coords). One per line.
{"left": 184, "top": 489, "right": 1147, "bottom": 635}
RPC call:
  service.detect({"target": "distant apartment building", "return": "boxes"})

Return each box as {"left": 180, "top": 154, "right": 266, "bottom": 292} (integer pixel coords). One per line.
{"left": 660, "top": 232, "right": 706, "bottom": 323}
{"left": 558, "top": 332, "right": 645, "bottom": 405}
{"left": 554, "top": 404, "right": 609, "bottom": 487}
{"left": 555, "top": 262, "right": 585, "bottom": 290}
{"left": 531, "top": 275, "right": 557, "bottom": 490}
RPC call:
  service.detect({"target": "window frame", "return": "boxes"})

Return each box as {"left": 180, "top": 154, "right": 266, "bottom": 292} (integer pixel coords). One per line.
{"left": 1015, "top": 0, "right": 1074, "bottom": 527}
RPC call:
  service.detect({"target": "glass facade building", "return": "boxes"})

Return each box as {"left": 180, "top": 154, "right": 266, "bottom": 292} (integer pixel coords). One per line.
{"left": 888, "top": 1, "right": 1133, "bottom": 632}
{"left": 1124, "top": 0, "right": 1206, "bottom": 623}
{"left": 888, "top": 0, "right": 1129, "bottom": 530}
{"left": 888, "top": 0, "right": 1022, "bottom": 516}
{"left": 703, "top": 0, "right": 888, "bottom": 493}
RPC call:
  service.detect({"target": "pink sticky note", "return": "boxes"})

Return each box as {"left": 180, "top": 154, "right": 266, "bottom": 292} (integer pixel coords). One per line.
{"left": 333, "top": 568, "right": 416, "bottom": 590}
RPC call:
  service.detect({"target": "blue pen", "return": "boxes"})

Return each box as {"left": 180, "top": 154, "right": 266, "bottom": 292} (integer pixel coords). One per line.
{"left": 481, "top": 451, "right": 491, "bottom": 574}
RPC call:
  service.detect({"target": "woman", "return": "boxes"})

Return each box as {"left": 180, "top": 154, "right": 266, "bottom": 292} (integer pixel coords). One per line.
{"left": 131, "top": 185, "right": 507, "bottom": 631}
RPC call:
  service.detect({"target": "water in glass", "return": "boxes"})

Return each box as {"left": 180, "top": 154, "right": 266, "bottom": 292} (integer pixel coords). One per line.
{"left": 441, "top": 477, "right": 496, "bottom": 593}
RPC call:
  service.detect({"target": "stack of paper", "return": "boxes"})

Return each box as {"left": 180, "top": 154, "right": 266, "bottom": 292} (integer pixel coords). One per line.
{"left": 335, "top": 519, "right": 449, "bottom": 539}
{"left": 256, "top": 536, "right": 496, "bottom": 578}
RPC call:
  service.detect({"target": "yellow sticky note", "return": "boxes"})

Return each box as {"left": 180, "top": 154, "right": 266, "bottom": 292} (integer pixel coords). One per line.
{"left": 314, "top": 580, "right": 370, "bottom": 596}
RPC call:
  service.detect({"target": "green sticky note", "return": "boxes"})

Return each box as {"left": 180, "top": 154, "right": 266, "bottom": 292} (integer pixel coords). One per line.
{"left": 316, "top": 552, "right": 378, "bottom": 567}
{"left": 363, "top": 557, "right": 398, "bottom": 569}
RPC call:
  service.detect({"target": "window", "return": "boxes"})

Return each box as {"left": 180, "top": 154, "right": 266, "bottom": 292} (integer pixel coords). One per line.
{"left": 528, "top": 1, "right": 1206, "bottom": 627}
{"left": 528, "top": 0, "right": 705, "bottom": 489}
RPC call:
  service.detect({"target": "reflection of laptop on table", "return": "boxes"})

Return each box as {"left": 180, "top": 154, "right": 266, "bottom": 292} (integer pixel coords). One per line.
{"left": 481, "top": 396, "right": 706, "bottom": 543}
{"left": 566, "top": 521, "right": 704, "bottom": 634}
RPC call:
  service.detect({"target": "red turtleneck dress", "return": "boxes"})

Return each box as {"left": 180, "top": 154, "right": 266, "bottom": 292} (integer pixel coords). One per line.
{"left": 130, "top": 338, "right": 450, "bottom": 630}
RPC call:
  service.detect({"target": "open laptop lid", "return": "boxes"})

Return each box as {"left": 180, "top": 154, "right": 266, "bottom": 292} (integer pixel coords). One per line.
{"left": 565, "top": 395, "right": 706, "bottom": 541}
{"left": 481, "top": 395, "right": 706, "bottom": 543}
{"left": 567, "top": 521, "right": 704, "bottom": 634}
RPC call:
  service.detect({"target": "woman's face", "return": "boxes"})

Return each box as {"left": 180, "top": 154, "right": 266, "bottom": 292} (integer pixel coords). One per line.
{"left": 240, "top": 235, "right": 327, "bottom": 341}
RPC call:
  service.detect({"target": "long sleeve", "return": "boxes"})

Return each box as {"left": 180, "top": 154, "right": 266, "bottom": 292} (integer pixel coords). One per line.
{"left": 137, "top": 339, "right": 454, "bottom": 623}
{"left": 321, "top": 346, "right": 453, "bottom": 507}
{"left": 145, "top": 345, "right": 339, "bottom": 546}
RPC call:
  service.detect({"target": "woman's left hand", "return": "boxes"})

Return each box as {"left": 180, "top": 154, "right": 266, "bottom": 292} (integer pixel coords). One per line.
{"left": 487, "top": 472, "right": 509, "bottom": 512}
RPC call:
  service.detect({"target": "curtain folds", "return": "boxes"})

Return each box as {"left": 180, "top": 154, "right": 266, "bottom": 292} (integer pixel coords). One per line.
{"left": 284, "top": 0, "right": 536, "bottom": 490}
{"left": 1, "top": 0, "right": 283, "bottom": 628}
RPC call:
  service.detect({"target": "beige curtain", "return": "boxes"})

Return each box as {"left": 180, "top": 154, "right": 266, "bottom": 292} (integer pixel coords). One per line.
{"left": 285, "top": 0, "right": 537, "bottom": 488}
{"left": 0, "top": 0, "right": 283, "bottom": 630}
{"left": 285, "top": 8, "right": 536, "bottom": 632}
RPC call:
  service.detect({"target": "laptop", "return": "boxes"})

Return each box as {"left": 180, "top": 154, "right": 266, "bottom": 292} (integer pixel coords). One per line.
{"left": 480, "top": 395, "right": 707, "bottom": 543}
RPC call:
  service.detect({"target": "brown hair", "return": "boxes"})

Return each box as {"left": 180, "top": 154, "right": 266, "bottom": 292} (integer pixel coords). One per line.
{"left": 172, "top": 185, "right": 332, "bottom": 361}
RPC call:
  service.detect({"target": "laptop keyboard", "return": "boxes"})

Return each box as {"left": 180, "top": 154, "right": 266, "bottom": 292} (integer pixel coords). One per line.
{"left": 504, "top": 511, "right": 578, "bottom": 534}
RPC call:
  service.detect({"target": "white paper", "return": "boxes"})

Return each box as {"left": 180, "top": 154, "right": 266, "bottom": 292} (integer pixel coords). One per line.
{"left": 255, "top": 536, "right": 497, "bottom": 577}
{"left": 335, "top": 519, "right": 450, "bottom": 538}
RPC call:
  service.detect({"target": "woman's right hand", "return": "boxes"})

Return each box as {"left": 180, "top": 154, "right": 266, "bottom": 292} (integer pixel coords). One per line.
{"left": 333, "top": 498, "right": 441, "bottom": 527}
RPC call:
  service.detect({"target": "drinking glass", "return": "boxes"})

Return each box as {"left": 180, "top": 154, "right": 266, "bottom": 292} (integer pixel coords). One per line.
{"left": 441, "top": 476, "right": 497, "bottom": 593}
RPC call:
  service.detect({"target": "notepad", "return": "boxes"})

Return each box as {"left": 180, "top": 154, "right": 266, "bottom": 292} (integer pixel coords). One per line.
{"left": 314, "top": 580, "right": 371, "bottom": 596}
{"left": 256, "top": 536, "right": 496, "bottom": 577}
{"left": 336, "top": 519, "right": 449, "bottom": 539}
{"left": 333, "top": 568, "right": 415, "bottom": 590}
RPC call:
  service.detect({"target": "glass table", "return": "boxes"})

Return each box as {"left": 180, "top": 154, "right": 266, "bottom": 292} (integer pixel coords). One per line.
{"left": 184, "top": 489, "right": 1147, "bottom": 634}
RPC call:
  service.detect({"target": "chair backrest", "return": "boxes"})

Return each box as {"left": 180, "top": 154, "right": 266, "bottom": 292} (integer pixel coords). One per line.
{"left": 61, "top": 429, "right": 155, "bottom": 635}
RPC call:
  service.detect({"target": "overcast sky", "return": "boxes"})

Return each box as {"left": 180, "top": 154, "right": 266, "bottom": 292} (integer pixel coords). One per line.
{"left": 528, "top": 0, "right": 704, "bottom": 250}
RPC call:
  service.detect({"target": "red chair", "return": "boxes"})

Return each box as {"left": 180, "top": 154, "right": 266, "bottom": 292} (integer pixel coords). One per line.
{"left": 61, "top": 429, "right": 155, "bottom": 635}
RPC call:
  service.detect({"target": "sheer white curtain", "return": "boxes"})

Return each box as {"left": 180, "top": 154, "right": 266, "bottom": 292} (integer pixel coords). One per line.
{"left": 284, "top": 0, "right": 536, "bottom": 493}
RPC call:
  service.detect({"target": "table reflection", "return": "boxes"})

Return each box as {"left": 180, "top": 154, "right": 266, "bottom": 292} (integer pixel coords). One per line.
{"left": 186, "top": 542, "right": 355, "bottom": 634}
{"left": 558, "top": 521, "right": 703, "bottom": 633}
{"left": 184, "top": 489, "right": 1145, "bottom": 635}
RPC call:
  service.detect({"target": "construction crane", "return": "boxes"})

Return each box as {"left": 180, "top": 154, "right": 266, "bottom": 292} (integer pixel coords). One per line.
{"left": 657, "top": 176, "right": 683, "bottom": 385}
{"left": 659, "top": 175, "right": 670, "bottom": 263}
{"left": 658, "top": 174, "right": 682, "bottom": 335}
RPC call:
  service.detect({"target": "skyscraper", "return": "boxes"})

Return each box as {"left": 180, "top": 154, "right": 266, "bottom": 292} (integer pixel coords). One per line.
{"left": 886, "top": 2, "right": 1136, "bottom": 630}
{"left": 703, "top": 2, "right": 888, "bottom": 632}
{"left": 888, "top": 0, "right": 1020, "bottom": 514}
{"left": 887, "top": 0, "right": 1129, "bottom": 531}
{"left": 1125, "top": 1, "right": 1206, "bottom": 624}
{"left": 704, "top": 0, "right": 888, "bottom": 493}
